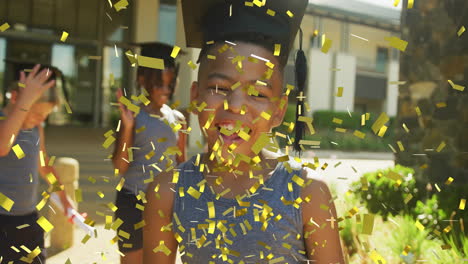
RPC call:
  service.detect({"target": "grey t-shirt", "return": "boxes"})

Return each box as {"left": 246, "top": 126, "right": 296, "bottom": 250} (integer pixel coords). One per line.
{"left": 121, "top": 104, "right": 182, "bottom": 194}
{"left": 0, "top": 112, "right": 40, "bottom": 216}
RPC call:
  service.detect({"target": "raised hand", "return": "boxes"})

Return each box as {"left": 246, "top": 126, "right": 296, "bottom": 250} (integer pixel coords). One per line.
{"left": 116, "top": 89, "right": 135, "bottom": 129}
{"left": 17, "top": 65, "right": 56, "bottom": 109}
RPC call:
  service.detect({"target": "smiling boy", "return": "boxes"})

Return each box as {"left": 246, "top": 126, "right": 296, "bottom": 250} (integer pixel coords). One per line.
{"left": 143, "top": 0, "right": 344, "bottom": 263}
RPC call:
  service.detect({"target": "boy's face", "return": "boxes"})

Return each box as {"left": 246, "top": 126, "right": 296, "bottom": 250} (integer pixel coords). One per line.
{"left": 191, "top": 42, "right": 288, "bottom": 162}
{"left": 23, "top": 102, "right": 55, "bottom": 129}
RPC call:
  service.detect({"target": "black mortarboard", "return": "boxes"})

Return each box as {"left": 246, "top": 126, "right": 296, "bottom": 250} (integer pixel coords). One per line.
{"left": 4, "top": 59, "right": 69, "bottom": 104}
{"left": 181, "top": 0, "right": 310, "bottom": 153}
{"left": 182, "top": 0, "right": 307, "bottom": 56}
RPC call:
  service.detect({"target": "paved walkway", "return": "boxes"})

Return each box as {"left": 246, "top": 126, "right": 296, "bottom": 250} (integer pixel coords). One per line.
{"left": 43, "top": 126, "right": 394, "bottom": 263}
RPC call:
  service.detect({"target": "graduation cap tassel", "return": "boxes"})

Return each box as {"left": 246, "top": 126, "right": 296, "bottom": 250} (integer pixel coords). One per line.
{"left": 293, "top": 28, "right": 308, "bottom": 153}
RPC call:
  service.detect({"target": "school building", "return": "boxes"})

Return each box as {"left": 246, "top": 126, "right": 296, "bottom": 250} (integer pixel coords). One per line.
{"left": 0, "top": 0, "right": 401, "bottom": 135}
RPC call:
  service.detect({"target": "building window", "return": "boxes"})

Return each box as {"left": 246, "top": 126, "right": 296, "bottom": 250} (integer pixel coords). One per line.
{"left": 376, "top": 47, "right": 389, "bottom": 73}
{"left": 158, "top": 4, "right": 177, "bottom": 45}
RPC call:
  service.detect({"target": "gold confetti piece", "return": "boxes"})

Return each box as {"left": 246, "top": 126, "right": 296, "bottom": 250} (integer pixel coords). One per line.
{"left": 286, "top": 10, "right": 294, "bottom": 17}
{"left": 335, "top": 128, "right": 347, "bottom": 133}
{"left": 60, "top": 31, "right": 69, "bottom": 42}
{"left": 371, "top": 112, "right": 390, "bottom": 134}
{"left": 108, "top": 202, "right": 118, "bottom": 212}
{"left": 251, "top": 133, "right": 269, "bottom": 154}
{"left": 397, "top": 141, "right": 405, "bottom": 151}
{"left": 298, "top": 140, "right": 320, "bottom": 146}
{"left": 393, "top": 0, "right": 400, "bottom": 7}
{"left": 386, "top": 171, "right": 403, "bottom": 182}
{"left": 81, "top": 234, "right": 91, "bottom": 244}
{"left": 389, "top": 80, "right": 407, "bottom": 85}
{"left": 402, "top": 245, "right": 411, "bottom": 256}
{"left": 153, "top": 240, "right": 171, "bottom": 256}
{"left": 170, "top": 46, "right": 181, "bottom": 58}
{"left": 336, "top": 87, "right": 343, "bottom": 97}
{"left": 12, "top": 144, "right": 25, "bottom": 159}
{"left": 0, "top": 192, "right": 14, "bottom": 212}
{"left": 207, "top": 202, "right": 215, "bottom": 218}
{"left": 445, "top": 177, "right": 454, "bottom": 185}
{"left": 187, "top": 187, "right": 201, "bottom": 199}
{"left": 102, "top": 136, "right": 116, "bottom": 149}
{"left": 37, "top": 216, "right": 54, "bottom": 233}
{"left": 404, "top": 194, "right": 413, "bottom": 204}
{"left": 415, "top": 220, "right": 425, "bottom": 231}
{"left": 114, "top": 0, "right": 128, "bottom": 11}
{"left": 353, "top": 130, "right": 366, "bottom": 139}
{"left": 458, "top": 26, "right": 466, "bottom": 37}
{"left": 88, "top": 56, "right": 102, "bottom": 60}
{"left": 138, "top": 55, "right": 164, "bottom": 70}
{"left": 378, "top": 126, "right": 388, "bottom": 138}
{"left": 0, "top": 22, "right": 10, "bottom": 32}
{"left": 48, "top": 156, "right": 56, "bottom": 166}
{"left": 274, "top": 44, "right": 281, "bottom": 56}
{"left": 266, "top": 9, "right": 275, "bottom": 16}
{"left": 16, "top": 224, "right": 29, "bottom": 229}
{"left": 448, "top": 80, "right": 465, "bottom": 91}
{"left": 384, "top": 36, "right": 408, "bottom": 52}
{"left": 402, "top": 123, "right": 410, "bottom": 133}
{"left": 436, "top": 141, "right": 446, "bottom": 152}
{"left": 459, "top": 199, "right": 466, "bottom": 210}
{"left": 436, "top": 102, "right": 447, "bottom": 108}
{"left": 362, "top": 214, "right": 374, "bottom": 235}
{"left": 321, "top": 35, "right": 332, "bottom": 54}
{"left": 370, "top": 250, "right": 387, "bottom": 264}
{"left": 75, "top": 189, "right": 82, "bottom": 203}
{"left": 187, "top": 60, "right": 197, "bottom": 70}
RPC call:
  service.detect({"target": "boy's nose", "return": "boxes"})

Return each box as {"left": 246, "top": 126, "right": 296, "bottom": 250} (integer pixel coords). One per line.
{"left": 226, "top": 89, "right": 246, "bottom": 114}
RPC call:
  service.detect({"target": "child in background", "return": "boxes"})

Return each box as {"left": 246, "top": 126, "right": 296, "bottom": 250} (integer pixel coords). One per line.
{"left": 143, "top": 0, "right": 344, "bottom": 263}
{"left": 112, "top": 42, "right": 187, "bottom": 264}
{"left": 0, "top": 62, "right": 74, "bottom": 264}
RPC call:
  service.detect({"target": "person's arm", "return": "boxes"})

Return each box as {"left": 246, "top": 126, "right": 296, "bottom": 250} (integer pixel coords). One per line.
{"left": 37, "top": 125, "right": 74, "bottom": 212}
{"left": 176, "top": 123, "right": 187, "bottom": 164}
{"left": 0, "top": 65, "right": 55, "bottom": 156}
{"left": 301, "top": 170, "right": 345, "bottom": 263}
{"left": 143, "top": 172, "right": 178, "bottom": 264}
{"left": 111, "top": 89, "right": 135, "bottom": 174}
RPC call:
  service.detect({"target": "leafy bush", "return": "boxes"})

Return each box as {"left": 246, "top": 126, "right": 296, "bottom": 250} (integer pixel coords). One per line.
{"left": 351, "top": 165, "right": 419, "bottom": 220}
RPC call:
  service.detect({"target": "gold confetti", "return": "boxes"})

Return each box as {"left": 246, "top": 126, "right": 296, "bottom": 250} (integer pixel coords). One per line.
{"left": 286, "top": 10, "right": 294, "bottom": 17}
{"left": 362, "top": 214, "right": 374, "bottom": 235}
{"left": 404, "top": 194, "right": 413, "bottom": 204}
{"left": 370, "top": 250, "right": 387, "bottom": 264}
{"left": 321, "top": 35, "right": 332, "bottom": 54}
{"left": 187, "top": 187, "right": 201, "bottom": 199}
{"left": 353, "top": 130, "right": 366, "bottom": 139}
{"left": 188, "top": 60, "right": 197, "bottom": 70}
{"left": 371, "top": 112, "right": 390, "bottom": 134}
{"left": 407, "top": 0, "right": 414, "bottom": 8}
{"left": 458, "top": 26, "right": 466, "bottom": 37}
{"left": 436, "top": 141, "right": 446, "bottom": 152}
{"left": 37, "top": 216, "right": 54, "bottom": 233}
{"left": 170, "top": 46, "right": 181, "bottom": 58}
{"left": 460, "top": 199, "right": 466, "bottom": 210}
{"left": 12, "top": 144, "right": 25, "bottom": 159}
{"left": 114, "top": 0, "right": 128, "bottom": 11}
{"left": 274, "top": 44, "right": 281, "bottom": 56}
{"left": 0, "top": 22, "right": 10, "bottom": 32}
{"left": 448, "top": 80, "right": 465, "bottom": 91}
{"left": 384, "top": 36, "right": 408, "bottom": 52}
{"left": 0, "top": 192, "right": 14, "bottom": 212}
{"left": 102, "top": 136, "right": 116, "bottom": 149}
{"left": 138, "top": 55, "right": 164, "bottom": 70}
{"left": 60, "top": 31, "right": 69, "bottom": 42}
{"left": 393, "top": 0, "right": 400, "bottom": 7}
{"left": 415, "top": 220, "right": 425, "bottom": 231}
{"left": 445, "top": 177, "right": 454, "bottom": 185}
{"left": 266, "top": 9, "right": 276, "bottom": 16}
{"left": 336, "top": 87, "right": 343, "bottom": 97}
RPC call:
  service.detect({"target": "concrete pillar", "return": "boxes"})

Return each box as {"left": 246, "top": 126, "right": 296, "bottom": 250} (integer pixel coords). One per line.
{"left": 134, "top": 0, "right": 160, "bottom": 43}
{"left": 333, "top": 53, "right": 356, "bottom": 112}
{"left": 386, "top": 60, "right": 399, "bottom": 117}
{"left": 48, "top": 158, "right": 79, "bottom": 253}
{"left": 174, "top": 0, "right": 203, "bottom": 152}
{"left": 308, "top": 48, "right": 333, "bottom": 112}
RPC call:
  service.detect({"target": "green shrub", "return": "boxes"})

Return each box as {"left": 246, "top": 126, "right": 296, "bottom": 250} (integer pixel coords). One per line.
{"left": 351, "top": 165, "right": 419, "bottom": 220}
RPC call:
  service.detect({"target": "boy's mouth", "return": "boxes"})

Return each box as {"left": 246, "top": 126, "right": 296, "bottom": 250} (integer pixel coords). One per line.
{"left": 215, "top": 121, "right": 252, "bottom": 145}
